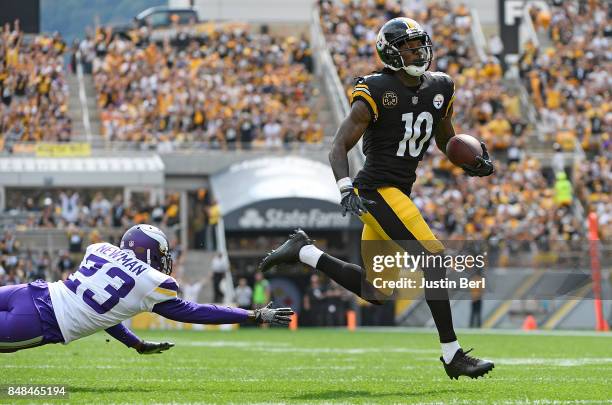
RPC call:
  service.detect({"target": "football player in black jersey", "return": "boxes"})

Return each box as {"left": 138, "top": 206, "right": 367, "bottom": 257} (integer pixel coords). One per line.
{"left": 261, "top": 17, "right": 494, "bottom": 379}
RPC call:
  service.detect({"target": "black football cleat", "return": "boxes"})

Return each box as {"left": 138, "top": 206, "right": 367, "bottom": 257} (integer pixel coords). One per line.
{"left": 441, "top": 348, "right": 494, "bottom": 380}
{"left": 259, "top": 229, "right": 313, "bottom": 272}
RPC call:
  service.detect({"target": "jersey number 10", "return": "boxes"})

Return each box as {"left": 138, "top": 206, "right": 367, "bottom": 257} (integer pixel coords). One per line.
{"left": 397, "top": 111, "right": 434, "bottom": 158}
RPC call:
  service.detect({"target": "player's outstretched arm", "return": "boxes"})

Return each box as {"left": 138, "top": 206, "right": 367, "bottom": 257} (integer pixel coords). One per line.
{"left": 152, "top": 298, "right": 294, "bottom": 326}
{"left": 105, "top": 322, "right": 142, "bottom": 348}
{"left": 105, "top": 322, "right": 174, "bottom": 355}
{"left": 329, "top": 100, "right": 376, "bottom": 216}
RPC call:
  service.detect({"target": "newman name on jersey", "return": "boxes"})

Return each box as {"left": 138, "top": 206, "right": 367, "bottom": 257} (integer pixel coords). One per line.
{"left": 350, "top": 70, "right": 455, "bottom": 194}
{"left": 47, "top": 243, "right": 178, "bottom": 343}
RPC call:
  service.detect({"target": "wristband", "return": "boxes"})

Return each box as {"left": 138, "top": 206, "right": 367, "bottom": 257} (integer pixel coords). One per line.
{"left": 337, "top": 177, "right": 353, "bottom": 192}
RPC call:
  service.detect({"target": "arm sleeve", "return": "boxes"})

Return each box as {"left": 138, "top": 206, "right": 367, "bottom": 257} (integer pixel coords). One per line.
{"left": 105, "top": 323, "right": 141, "bottom": 348}
{"left": 350, "top": 77, "right": 379, "bottom": 122}
{"left": 152, "top": 298, "right": 250, "bottom": 324}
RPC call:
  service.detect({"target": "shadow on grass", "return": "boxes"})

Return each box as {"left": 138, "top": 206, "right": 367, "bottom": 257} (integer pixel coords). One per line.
{"left": 291, "top": 387, "right": 477, "bottom": 401}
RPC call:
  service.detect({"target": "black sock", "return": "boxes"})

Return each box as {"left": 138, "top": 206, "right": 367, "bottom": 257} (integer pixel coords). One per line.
{"left": 423, "top": 260, "right": 457, "bottom": 343}
{"left": 316, "top": 254, "right": 384, "bottom": 305}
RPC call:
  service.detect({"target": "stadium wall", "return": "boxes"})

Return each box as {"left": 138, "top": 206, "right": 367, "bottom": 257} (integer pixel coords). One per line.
{"left": 169, "top": 0, "right": 500, "bottom": 25}
{"left": 169, "top": 0, "right": 313, "bottom": 22}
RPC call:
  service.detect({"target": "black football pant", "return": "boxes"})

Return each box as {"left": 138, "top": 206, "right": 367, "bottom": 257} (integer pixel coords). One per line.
{"left": 314, "top": 186, "right": 457, "bottom": 343}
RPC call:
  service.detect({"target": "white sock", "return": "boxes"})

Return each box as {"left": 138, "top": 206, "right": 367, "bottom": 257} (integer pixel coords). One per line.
{"left": 299, "top": 244, "right": 324, "bottom": 268}
{"left": 441, "top": 340, "right": 461, "bottom": 364}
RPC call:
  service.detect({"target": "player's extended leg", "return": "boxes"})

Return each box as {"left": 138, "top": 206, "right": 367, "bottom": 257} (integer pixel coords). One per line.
{"left": 258, "top": 188, "right": 452, "bottom": 309}
{"left": 260, "top": 229, "right": 386, "bottom": 304}
{"left": 358, "top": 187, "right": 493, "bottom": 378}
{"left": 356, "top": 187, "right": 458, "bottom": 344}
{"left": 307, "top": 223, "right": 391, "bottom": 304}
{"left": 0, "top": 284, "right": 46, "bottom": 353}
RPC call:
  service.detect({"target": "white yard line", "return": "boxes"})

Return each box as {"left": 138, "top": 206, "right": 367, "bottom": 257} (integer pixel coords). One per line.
{"left": 357, "top": 327, "right": 612, "bottom": 338}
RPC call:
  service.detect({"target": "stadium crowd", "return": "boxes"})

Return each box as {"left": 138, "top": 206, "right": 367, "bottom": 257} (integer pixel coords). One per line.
{"left": 414, "top": 156, "right": 582, "bottom": 243}
{"left": 520, "top": 0, "right": 610, "bottom": 153}
{"left": 0, "top": 20, "right": 71, "bottom": 152}
{"left": 0, "top": 229, "right": 76, "bottom": 287}
{"left": 90, "top": 22, "right": 321, "bottom": 150}
{"left": 574, "top": 157, "right": 611, "bottom": 241}
{"left": 520, "top": 0, "right": 611, "bottom": 241}
{"left": 6, "top": 190, "right": 180, "bottom": 230}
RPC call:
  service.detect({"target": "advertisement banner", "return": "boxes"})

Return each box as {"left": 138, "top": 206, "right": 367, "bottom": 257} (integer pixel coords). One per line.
{"left": 35, "top": 143, "right": 92, "bottom": 158}
{"left": 224, "top": 198, "right": 361, "bottom": 231}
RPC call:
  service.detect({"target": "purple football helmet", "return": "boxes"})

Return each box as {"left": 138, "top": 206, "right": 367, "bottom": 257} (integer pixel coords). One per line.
{"left": 120, "top": 224, "right": 173, "bottom": 275}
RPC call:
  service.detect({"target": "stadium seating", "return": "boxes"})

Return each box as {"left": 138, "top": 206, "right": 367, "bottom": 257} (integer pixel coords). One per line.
{"left": 4, "top": 189, "right": 184, "bottom": 230}
{"left": 519, "top": 1, "right": 610, "bottom": 153}
{"left": 574, "top": 157, "right": 611, "bottom": 241}
{"left": 91, "top": 23, "right": 321, "bottom": 149}
{"left": 0, "top": 22, "right": 71, "bottom": 151}
{"left": 411, "top": 158, "right": 581, "bottom": 242}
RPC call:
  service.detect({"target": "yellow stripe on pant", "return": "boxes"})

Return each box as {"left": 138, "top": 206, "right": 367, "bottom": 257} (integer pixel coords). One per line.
{"left": 376, "top": 187, "right": 444, "bottom": 254}
{"left": 356, "top": 187, "right": 444, "bottom": 297}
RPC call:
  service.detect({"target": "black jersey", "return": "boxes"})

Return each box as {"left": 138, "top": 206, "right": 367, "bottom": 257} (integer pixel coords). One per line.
{"left": 351, "top": 70, "right": 455, "bottom": 194}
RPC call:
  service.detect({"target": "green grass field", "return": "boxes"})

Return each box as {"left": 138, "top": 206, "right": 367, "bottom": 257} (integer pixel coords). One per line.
{"left": 1, "top": 328, "right": 611, "bottom": 404}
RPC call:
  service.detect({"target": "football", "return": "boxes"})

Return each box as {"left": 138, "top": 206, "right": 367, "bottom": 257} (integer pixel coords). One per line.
{"left": 446, "top": 134, "right": 483, "bottom": 167}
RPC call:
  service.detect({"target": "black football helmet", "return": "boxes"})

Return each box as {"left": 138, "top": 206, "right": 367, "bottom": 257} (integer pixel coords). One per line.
{"left": 375, "top": 17, "right": 433, "bottom": 77}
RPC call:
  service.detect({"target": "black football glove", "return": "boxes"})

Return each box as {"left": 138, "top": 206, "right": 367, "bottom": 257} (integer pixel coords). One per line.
{"left": 340, "top": 187, "right": 376, "bottom": 217}
{"left": 461, "top": 142, "right": 495, "bottom": 177}
{"left": 135, "top": 341, "right": 175, "bottom": 355}
{"left": 254, "top": 302, "right": 294, "bottom": 326}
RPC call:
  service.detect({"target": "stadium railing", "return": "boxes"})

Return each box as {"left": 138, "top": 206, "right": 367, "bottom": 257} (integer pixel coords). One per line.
{"left": 469, "top": 8, "right": 488, "bottom": 63}
{"left": 75, "top": 55, "right": 93, "bottom": 142}
{"left": 309, "top": 6, "right": 365, "bottom": 176}
{"left": 519, "top": 5, "right": 540, "bottom": 51}
{"left": 6, "top": 227, "right": 123, "bottom": 253}
{"left": 309, "top": 7, "right": 348, "bottom": 128}
{"left": 2, "top": 139, "right": 332, "bottom": 155}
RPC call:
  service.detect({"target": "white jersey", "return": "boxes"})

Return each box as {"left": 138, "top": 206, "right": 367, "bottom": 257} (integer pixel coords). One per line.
{"left": 48, "top": 243, "right": 179, "bottom": 343}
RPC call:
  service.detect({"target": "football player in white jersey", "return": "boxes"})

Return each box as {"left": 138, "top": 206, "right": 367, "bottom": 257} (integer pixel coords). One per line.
{"left": 0, "top": 224, "right": 293, "bottom": 354}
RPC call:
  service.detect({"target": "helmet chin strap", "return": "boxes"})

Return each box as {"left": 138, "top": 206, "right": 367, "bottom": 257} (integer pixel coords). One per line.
{"left": 403, "top": 64, "right": 427, "bottom": 77}
{"left": 398, "top": 53, "right": 427, "bottom": 77}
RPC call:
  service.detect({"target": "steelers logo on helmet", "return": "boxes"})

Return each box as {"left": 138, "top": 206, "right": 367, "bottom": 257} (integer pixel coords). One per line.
{"left": 375, "top": 17, "right": 433, "bottom": 77}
